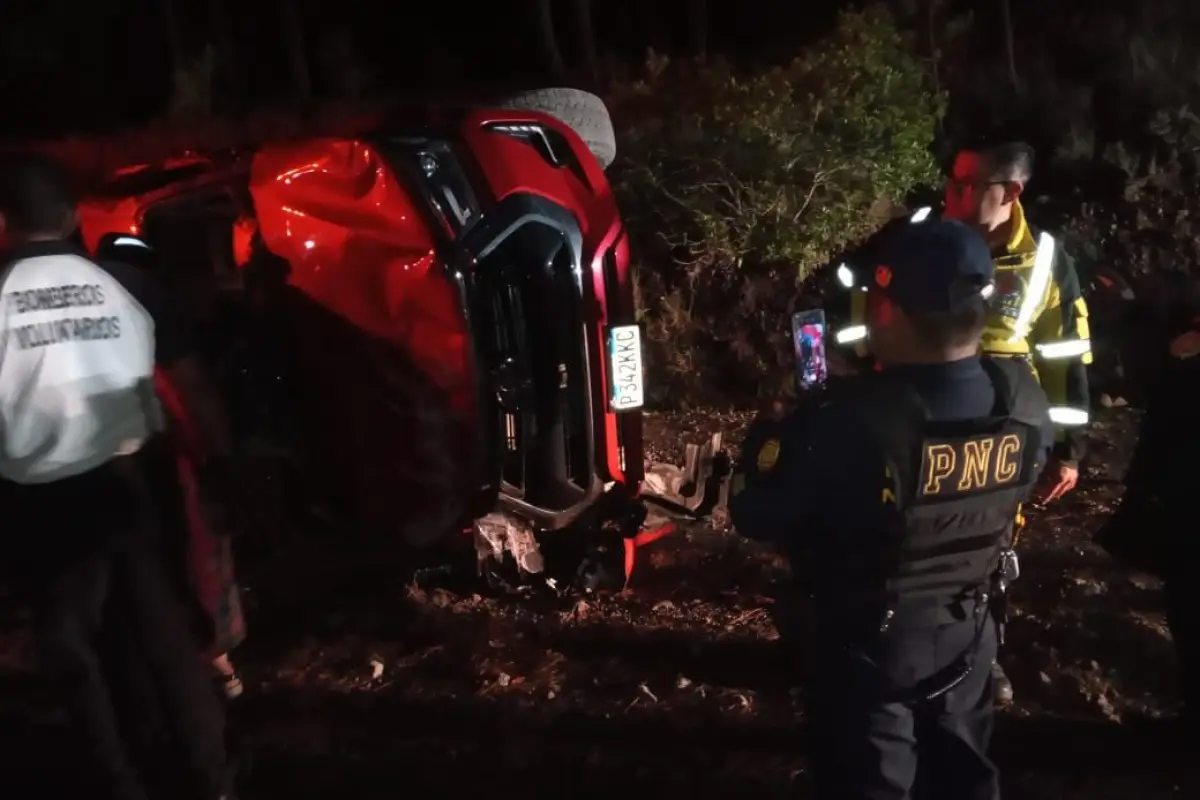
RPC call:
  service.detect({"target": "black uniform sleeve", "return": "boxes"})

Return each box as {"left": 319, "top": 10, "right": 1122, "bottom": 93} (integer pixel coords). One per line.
{"left": 1124, "top": 345, "right": 1200, "bottom": 494}
{"left": 728, "top": 403, "right": 857, "bottom": 543}
{"left": 729, "top": 418, "right": 807, "bottom": 543}
{"left": 100, "top": 259, "right": 196, "bottom": 367}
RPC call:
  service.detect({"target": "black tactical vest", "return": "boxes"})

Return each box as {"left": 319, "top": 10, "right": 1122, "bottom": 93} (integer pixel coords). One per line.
{"left": 850, "top": 359, "right": 1048, "bottom": 621}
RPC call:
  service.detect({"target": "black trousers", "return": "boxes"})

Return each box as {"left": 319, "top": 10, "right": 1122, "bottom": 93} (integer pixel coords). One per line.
{"left": 1164, "top": 568, "right": 1199, "bottom": 715}
{"left": 809, "top": 618, "right": 1000, "bottom": 800}
{"left": 6, "top": 445, "right": 232, "bottom": 800}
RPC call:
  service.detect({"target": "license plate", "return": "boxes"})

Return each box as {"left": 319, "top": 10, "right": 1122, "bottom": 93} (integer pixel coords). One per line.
{"left": 608, "top": 325, "right": 644, "bottom": 411}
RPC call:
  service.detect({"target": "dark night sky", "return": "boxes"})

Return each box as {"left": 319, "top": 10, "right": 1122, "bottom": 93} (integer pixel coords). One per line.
{"left": 0, "top": 0, "right": 1165, "bottom": 140}
{"left": 0, "top": 0, "right": 855, "bottom": 139}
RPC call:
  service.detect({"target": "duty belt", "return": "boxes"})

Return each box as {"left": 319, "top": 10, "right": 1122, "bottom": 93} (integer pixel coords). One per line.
{"left": 878, "top": 596, "right": 985, "bottom": 630}
{"left": 817, "top": 595, "right": 980, "bottom": 633}
{"left": 849, "top": 552, "right": 1020, "bottom": 704}
{"left": 836, "top": 585, "right": 991, "bottom": 704}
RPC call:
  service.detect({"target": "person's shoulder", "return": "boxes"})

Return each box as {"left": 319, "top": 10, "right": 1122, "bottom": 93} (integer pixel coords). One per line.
{"left": 0, "top": 252, "right": 26, "bottom": 282}
{"left": 832, "top": 372, "right": 915, "bottom": 411}
{"left": 0, "top": 255, "right": 21, "bottom": 295}
{"left": 982, "top": 357, "right": 1051, "bottom": 424}
{"left": 0, "top": 250, "right": 100, "bottom": 287}
{"left": 1023, "top": 207, "right": 1061, "bottom": 240}
{"left": 1024, "top": 218, "right": 1076, "bottom": 259}
{"left": 1029, "top": 225, "right": 1073, "bottom": 262}
{"left": 93, "top": 257, "right": 187, "bottom": 326}
{"left": 810, "top": 373, "right": 921, "bottom": 448}
{"left": 983, "top": 355, "right": 1036, "bottom": 385}
{"left": 94, "top": 256, "right": 145, "bottom": 284}
{"left": 798, "top": 377, "right": 873, "bottom": 426}
{"left": 95, "top": 256, "right": 178, "bottom": 299}
{"left": 1023, "top": 220, "right": 1083, "bottom": 297}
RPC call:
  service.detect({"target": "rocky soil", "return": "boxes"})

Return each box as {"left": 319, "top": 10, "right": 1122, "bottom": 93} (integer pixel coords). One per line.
{"left": 0, "top": 407, "right": 1194, "bottom": 798}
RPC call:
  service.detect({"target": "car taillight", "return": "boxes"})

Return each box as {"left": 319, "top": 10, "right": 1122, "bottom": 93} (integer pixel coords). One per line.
{"left": 485, "top": 123, "right": 565, "bottom": 165}
{"left": 484, "top": 122, "right": 588, "bottom": 185}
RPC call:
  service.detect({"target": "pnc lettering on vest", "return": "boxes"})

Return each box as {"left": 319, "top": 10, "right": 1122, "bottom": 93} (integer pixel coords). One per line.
{"left": 920, "top": 432, "right": 1026, "bottom": 497}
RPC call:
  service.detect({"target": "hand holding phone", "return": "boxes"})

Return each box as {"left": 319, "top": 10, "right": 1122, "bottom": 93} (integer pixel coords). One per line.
{"left": 790, "top": 309, "right": 828, "bottom": 393}
{"left": 756, "top": 397, "right": 790, "bottom": 420}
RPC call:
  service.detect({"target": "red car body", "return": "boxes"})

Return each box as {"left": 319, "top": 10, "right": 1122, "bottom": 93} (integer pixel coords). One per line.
{"left": 69, "top": 106, "right": 654, "bottom": 571}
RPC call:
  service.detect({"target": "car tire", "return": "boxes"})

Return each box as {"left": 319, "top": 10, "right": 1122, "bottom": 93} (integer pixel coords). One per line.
{"left": 495, "top": 88, "right": 617, "bottom": 170}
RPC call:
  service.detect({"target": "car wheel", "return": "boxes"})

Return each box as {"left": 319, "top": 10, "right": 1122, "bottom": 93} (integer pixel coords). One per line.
{"left": 494, "top": 88, "right": 617, "bottom": 170}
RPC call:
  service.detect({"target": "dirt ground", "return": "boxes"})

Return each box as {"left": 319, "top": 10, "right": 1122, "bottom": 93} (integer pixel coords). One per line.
{"left": 0, "top": 406, "right": 1195, "bottom": 798}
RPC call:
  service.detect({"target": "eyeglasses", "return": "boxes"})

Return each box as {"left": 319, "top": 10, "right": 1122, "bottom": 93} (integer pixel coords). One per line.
{"left": 945, "top": 177, "right": 1008, "bottom": 197}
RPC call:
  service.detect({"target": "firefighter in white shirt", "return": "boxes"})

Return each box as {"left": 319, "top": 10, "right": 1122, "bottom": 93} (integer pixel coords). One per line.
{"left": 0, "top": 154, "right": 239, "bottom": 800}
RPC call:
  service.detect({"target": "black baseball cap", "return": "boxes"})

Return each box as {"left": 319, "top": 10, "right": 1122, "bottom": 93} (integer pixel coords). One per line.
{"left": 870, "top": 218, "right": 994, "bottom": 314}
{"left": 95, "top": 232, "right": 161, "bottom": 271}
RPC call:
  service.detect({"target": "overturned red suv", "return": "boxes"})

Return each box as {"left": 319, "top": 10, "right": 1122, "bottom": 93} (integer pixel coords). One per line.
{"left": 56, "top": 89, "right": 657, "bottom": 581}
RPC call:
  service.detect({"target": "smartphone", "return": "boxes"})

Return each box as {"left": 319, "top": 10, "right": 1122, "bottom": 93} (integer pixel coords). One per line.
{"left": 791, "top": 309, "right": 828, "bottom": 393}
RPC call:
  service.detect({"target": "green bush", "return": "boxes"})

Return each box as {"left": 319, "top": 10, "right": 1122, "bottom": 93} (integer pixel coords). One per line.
{"left": 608, "top": 6, "right": 944, "bottom": 405}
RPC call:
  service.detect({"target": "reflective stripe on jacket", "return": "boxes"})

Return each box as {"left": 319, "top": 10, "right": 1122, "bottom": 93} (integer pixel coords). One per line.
{"left": 833, "top": 202, "right": 1091, "bottom": 461}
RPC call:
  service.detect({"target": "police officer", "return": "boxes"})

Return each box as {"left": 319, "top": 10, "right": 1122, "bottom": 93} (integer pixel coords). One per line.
{"left": 831, "top": 140, "right": 1092, "bottom": 703}
{"left": 731, "top": 219, "right": 1053, "bottom": 799}
{"left": 0, "top": 154, "right": 238, "bottom": 800}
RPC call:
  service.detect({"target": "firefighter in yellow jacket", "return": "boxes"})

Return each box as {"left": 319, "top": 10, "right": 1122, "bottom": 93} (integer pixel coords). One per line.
{"left": 832, "top": 141, "right": 1092, "bottom": 704}
{"left": 835, "top": 141, "right": 1090, "bottom": 494}
{"left": 945, "top": 143, "right": 1091, "bottom": 490}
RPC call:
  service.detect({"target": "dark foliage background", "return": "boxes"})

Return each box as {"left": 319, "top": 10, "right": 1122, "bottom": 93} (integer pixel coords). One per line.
{"left": 3, "top": 0, "right": 1197, "bottom": 405}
